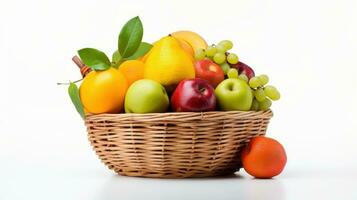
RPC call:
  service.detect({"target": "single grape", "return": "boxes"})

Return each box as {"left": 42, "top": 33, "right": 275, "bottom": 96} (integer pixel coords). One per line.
{"left": 248, "top": 77, "right": 261, "bottom": 88}
{"left": 195, "top": 48, "right": 206, "bottom": 60}
{"left": 264, "top": 85, "right": 280, "bottom": 100}
{"left": 213, "top": 53, "right": 226, "bottom": 64}
{"left": 220, "top": 62, "right": 231, "bottom": 75}
{"left": 258, "top": 98, "right": 272, "bottom": 111}
{"left": 250, "top": 99, "right": 259, "bottom": 111}
{"left": 216, "top": 44, "right": 226, "bottom": 53}
{"left": 254, "top": 88, "right": 266, "bottom": 102}
{"left": 227, "top": 53, "right": 239, "bottom": 64}
{"left": 227, "top": 68, "right": 239, "bottom": 79}
{"left": 258, "top": 74, "right": 269, "bottom": 86}
{"left": 218, "top": 40, "right": 233, "bottom": 50}
{"left": 238, "top": 74, "right": 249, "bottom": 83}
{"left": 205, "top": 46, "right": 217, "bottom": 57}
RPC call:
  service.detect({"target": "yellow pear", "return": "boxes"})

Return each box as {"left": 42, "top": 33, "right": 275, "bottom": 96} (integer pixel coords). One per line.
{"left": 144, "top": 35, "right": 195, "bottom": 86}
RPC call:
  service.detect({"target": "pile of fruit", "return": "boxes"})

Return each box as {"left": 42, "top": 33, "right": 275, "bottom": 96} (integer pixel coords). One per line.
{"left": 63, "top": 16, "right": 286, "bottom": 178}
{"left": 65, "top": 17, "right": 280, "bottom": 117}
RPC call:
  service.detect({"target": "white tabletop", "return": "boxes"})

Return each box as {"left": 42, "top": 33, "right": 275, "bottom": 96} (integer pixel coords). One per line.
{"left": 2, "top": 160, "right": 356, "bottom": 200}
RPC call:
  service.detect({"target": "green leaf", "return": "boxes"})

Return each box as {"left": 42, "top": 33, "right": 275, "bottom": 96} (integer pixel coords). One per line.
{"left": 112, "top": 50, "right": 121, "bottom": 63}
{"left": 68, "top": 83, "right": 85, "bottom": 119}
{"left": 111, "top": 42, "right": 151, "bottom": 68}
{"left": 78, "top": 48, "right": 111, "bottom": 71}
{"left": 126, "top": 42, "right": 152, "bottom": 60}
{"left": 111, "top": 50, "right": 123, "bottom": 68}
{"left": 118, "top": 16, "right": 143, "bottom": 58}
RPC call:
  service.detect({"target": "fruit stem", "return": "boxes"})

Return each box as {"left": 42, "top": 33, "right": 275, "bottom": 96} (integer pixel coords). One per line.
{"left": 199, "top": 87, "right": 206, "bottom": 93}
{"left": 72, "top": 55, "right": 91, "bottom": 77}
{"left": 72, "top": 56, "right": 85, "bottom": 69}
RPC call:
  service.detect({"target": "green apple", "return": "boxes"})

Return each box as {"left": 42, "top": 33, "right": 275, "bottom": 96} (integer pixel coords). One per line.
{"left": 125, "top": 79, "right": 169, "bottom": 113}
{"left": 215, "top": 78, "right": 253, "bottom": 111}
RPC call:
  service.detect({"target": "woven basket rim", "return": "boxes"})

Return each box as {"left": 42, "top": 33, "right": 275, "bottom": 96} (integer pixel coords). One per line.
{"left": 86, "top": 109, "right": 273, "bottom": 117}
{"left": 85, "top": 110, "right": 273, "bottom": 120}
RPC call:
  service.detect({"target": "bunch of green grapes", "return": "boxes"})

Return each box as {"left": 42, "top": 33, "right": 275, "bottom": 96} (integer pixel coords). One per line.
{"left": 195, "top": 40, "right": 239, "bottom": 74}
{"left": 226, "top": 69, "right": 280, "bottom": 111}
{"left": 249, "top": 75, "right": 280, "bottom": 111}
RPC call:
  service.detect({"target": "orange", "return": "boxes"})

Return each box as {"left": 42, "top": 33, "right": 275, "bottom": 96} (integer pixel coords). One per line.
{"left": 79, "top": 67, "right": 128, "bottom": 114}
{"left": 241, "top": 136, "right": 287, "bottom": 179}
{"left": 118, "top": 60, "right": 145, "bottom": 86}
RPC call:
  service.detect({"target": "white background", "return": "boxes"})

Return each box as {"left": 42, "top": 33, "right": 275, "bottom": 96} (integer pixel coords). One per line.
{"left": 1, "top": 0, "right": 357, "bottom": 199}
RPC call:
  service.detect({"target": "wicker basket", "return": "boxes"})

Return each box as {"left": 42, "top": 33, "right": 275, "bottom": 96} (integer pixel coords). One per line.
{"left": 85, "top": 110, "right": 273, "bottom": 178}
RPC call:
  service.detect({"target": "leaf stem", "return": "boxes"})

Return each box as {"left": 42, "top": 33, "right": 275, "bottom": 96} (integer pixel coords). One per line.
{"left": 57, "top": 78, "right": 83, "bottom": 85}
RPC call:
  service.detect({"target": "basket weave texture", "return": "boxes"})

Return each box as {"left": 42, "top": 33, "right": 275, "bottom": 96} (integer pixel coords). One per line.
{"left": 85, "top": 110, "right": 273, "bottom": 178}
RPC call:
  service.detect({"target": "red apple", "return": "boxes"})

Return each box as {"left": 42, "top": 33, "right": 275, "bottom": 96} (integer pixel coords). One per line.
{"left": 171, "top": 78, "right": 216, "bottom": 112}
{"left": 230, "top": 61, "right": 255, "bottom": 79}
{"left": 194, "top": 59, "right": 225, "bottom": 88}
